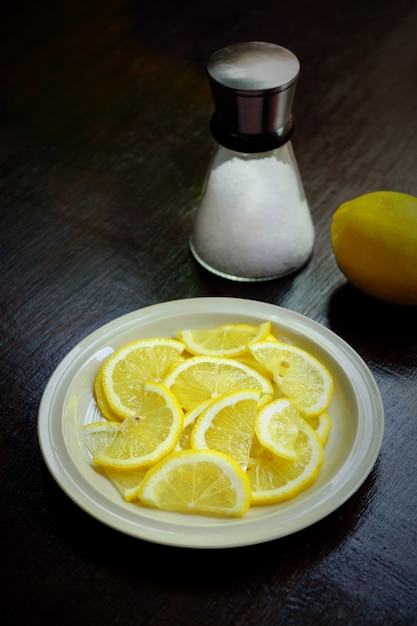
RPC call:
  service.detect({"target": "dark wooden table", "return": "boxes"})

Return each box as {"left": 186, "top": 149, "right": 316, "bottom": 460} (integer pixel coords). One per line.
{"left": 2, "top": 0, "right": 417, "bottom": 624}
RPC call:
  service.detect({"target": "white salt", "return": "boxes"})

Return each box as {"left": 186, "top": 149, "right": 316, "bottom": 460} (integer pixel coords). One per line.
{"left": 191, "top": 144, "right": 314, "bottom": 280}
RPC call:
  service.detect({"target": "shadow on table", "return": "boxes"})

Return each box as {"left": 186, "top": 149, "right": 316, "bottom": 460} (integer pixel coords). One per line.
{"left": 42, "top": 456, "right": 380, "bottom": 589}
{"left": 327, "top": 283, "right": 417, "bottom": 368}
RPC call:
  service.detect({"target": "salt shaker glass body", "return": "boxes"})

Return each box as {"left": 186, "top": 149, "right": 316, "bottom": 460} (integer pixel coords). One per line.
{"left": 190, "top": 41, "right": 315, "bottom": 282}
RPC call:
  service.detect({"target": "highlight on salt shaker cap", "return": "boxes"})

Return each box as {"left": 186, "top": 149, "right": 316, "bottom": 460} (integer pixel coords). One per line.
{"left": 207, "top": 41, "right": 300, "bottom": 93}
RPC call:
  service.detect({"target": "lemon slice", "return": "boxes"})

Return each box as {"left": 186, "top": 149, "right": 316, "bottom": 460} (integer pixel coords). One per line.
{"left": 82, "top": 420, "right": 121, "bottom": 456}
{"left": 235, "top": 333, "right": 279, "bottom": 378}
{"left": 82, "top": 422, "right": 147, "bottom": 500}
{"left": 90, "top": 381, "right": 184, "bottom": 470}
{"left": 178, "top": 321, "right": 270, "bottom": 357}
{"left": 254, "top": 398, "right": 302, "bottom": 461}
{"left": 190, "top": 389, "right": 260, "bottom": 470}
{"left": 138, "top": 449, "right": 251, "bottom": 517}
{"left": 174, "top": 399, "right": 212, "bottom": 451}
{"left": 101, "top": 338, "right": 185, "bottom": 419}
{"left": 235, "top": 354, "right": 273, "bottom": 379}
{"left": 93, "top": 365, "right": 121, "bottom": 421}
{"left": 306, "top": 411, "right": 332, "bottom": 445}
{"left": 163, "top": 355, "right": 273, "bottom": 411}
{"left": 248, "top": 341, "right": 333, "bottom": 417}
{"left": 104, "top": 469, "right": 147, "bottom": 502}
{"left": 248, "top": 421, "right": 324, "bottom": 505}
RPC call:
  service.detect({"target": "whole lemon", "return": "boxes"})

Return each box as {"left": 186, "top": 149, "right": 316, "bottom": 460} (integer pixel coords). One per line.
{"left": 331, "top": 191, "right": 417, "bottom": 305}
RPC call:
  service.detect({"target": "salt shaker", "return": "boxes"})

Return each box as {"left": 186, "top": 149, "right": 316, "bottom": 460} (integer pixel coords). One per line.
{"left": 190, "top": 41, "right": 315, "bottom": 281}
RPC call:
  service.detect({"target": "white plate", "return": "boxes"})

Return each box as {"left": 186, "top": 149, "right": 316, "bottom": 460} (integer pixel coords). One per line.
{"left": 38, "top": 297, "right": 384, "bottom": 549}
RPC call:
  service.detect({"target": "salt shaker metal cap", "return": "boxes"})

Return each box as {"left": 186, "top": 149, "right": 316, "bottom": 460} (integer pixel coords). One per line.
{"left": 207, "top": 41, "right": 300, "bottom": 151}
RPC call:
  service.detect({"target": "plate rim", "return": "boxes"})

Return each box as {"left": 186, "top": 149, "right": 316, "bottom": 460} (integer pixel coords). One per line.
{"left": 37, "top": 297, "right": 384, "bottom": 549}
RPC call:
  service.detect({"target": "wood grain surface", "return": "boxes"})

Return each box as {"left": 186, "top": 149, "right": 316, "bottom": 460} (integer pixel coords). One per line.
{"left": 1, "top": 1, "right": 417, "bottom": 624}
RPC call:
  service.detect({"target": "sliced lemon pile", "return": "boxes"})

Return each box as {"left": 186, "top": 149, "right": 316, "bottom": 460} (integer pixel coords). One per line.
{"left": 163, "top": 355, "right": 273, "bottom": 411}
{"left": 83, "top": 381, "right": 184, "bottom": 470}
{"left": 84, "top": 321, "right": 334, "bottom": 516}
{"left": 100, "top": 337, "right": 185, "bottom": 420}
{"left": 190, "top": 389, "right": 260, "bottom": 470}
{"left": 138, "top": 449, "right": 251, "bottom": 517}
{"left": 248, "top": 341, "right": 333, "bottom": 417}
{"left": 178, "top": 321, "right": 270, "bottom": 357}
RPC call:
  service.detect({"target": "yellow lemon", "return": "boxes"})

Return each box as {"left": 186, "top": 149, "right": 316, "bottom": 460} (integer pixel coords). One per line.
{"left": 331, "top": 191, "right": 417, "bottom": 305}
